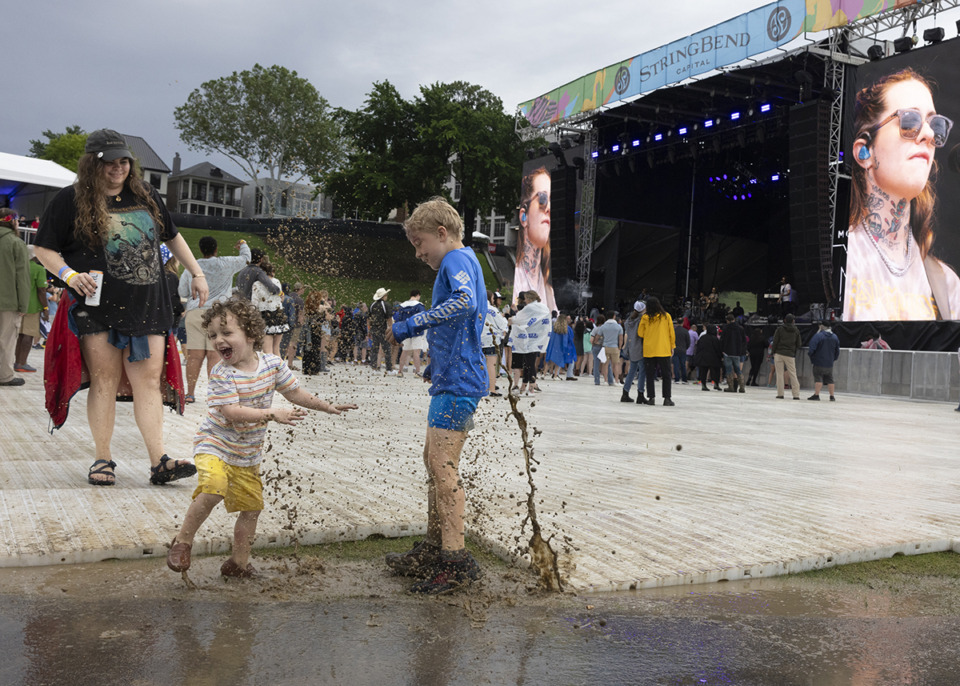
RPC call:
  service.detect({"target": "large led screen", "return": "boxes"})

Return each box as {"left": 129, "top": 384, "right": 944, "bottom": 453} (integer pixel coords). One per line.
{"left": 841, "top": 38, "right": 960, "bottom": 321}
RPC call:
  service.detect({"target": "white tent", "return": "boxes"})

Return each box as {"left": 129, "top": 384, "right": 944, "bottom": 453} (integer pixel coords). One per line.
{"left": 0, "top": 152, "right": 76, "bottom": 189}
{"left": 0, "top": 152, "right": 76, "bottom": 237}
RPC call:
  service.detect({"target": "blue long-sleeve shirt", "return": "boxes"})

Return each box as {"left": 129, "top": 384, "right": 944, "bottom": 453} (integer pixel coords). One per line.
{"left": 392, "top": 247, "right": 487, "bottom": 397}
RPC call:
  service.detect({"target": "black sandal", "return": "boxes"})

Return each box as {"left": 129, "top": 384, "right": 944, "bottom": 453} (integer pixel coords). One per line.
{"left": 149, "top": 455, "right": 198, "bottom": 485}
{"left": 88, "top": 459, "right": 117, "bottom": 486}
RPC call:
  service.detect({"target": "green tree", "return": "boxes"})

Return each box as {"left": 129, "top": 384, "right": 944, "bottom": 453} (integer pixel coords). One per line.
{"left": 413, "top": 82, "right": 525, "bottom": 241}
{"left": 29, "top": 126, "right": 87, "bottom": 172}
{"left": 174, "top": 64, "right": 342, "bottom": 217}
{"left": 319, "top": 81, "right": 419, "bottom": 221}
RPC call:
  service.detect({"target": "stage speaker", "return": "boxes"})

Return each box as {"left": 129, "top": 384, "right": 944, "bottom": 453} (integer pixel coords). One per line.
{"left": 787, "top": 100, "right": 833, "bottom": 308}
{"left": 550, "top": 167, "right": 578, "bottom": 282}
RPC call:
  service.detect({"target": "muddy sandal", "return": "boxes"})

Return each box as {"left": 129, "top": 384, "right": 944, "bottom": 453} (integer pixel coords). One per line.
{"left": 88, "top": 459, "right": 117, "bottom": 486}
{"left": 149, "top": 455, "right": 198, "bottom": 485}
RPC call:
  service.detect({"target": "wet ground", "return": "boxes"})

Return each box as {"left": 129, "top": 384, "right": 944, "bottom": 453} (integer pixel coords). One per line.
{"left": 2, "top": 553, "right": 960, "bottom": 685}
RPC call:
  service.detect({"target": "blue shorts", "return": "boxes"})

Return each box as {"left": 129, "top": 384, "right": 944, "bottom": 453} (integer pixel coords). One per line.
{"left": 427, "top": 393, "right": 479, "bottom": 432}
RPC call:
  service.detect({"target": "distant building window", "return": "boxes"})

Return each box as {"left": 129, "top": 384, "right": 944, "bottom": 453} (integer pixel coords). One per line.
{"left": 493, "top": 218, "right": 506, "bottom": 238}
{"left": 180, "top": 183, "right": 188, "bottom": 200}
{"left": 149, "top": 173, "right": 161, "bottom": 190}
{"left": 454, "top": 181, "right": 462, "bottom": 201}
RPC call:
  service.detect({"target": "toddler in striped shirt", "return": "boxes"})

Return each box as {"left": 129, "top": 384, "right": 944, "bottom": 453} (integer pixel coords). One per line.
{"left": 166, "top": 297, "right": 357, "bottom": 579}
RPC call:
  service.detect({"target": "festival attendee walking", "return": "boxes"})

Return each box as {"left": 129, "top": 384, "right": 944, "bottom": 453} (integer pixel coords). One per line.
{"left": 509, "top": 291, "right": 551, "bottom": 394}
{"left": 282, "top": 283, "right": 306, "bottom": 368}
{"left": 33, "top": 129, "right": 208, "bottom": 485}
{"left": 621, "top": 301, "right": 647, "bottom": 403}
{"left": 637, "top": 296, "right": 676, "bottom": 406}
{"left": 807, "top": 322, "right": 840, "bottom": 401}
{"left": 694, "top": 324, "right": 723, "bottom": 391}
{"left": 395, "top": 290, "right": 428, "bottom": 377}
{"left": 544, "top": 313, "right": 576, "bottom": 380}
{"left": 720, "top": 313, "right": 747, "bottom": 393}
{"left": 179, "top": 236, "right": 251, "bottom": 402}
{"left": 368, "top": 288, "right": 393, "bottom": 372}
{"left": 0, "top": 211, "right": 30, "bottom": 387}
{"left": 13, "top": 246, "right": 49, "bottom": 374}
{"left": 166, "top": 297, "right": 356, "bottom": 579}
{"left": 672, "top": 319, "right": 690, "bottom": 384}
{"left": 481, "top": 290, "right": 508, "bottom": 395}
{"left": 385, "top": 197, "right": 487, "bottom": 594}
{"left": 251, "top": 260, "right": 286, "bottom": 356}
{"left": 746, "top": 326, "right": 767, "bottom": 386}
{"left": 592, "top": 310, "right": 623, "bottom": 386}
{"left": 772, "top": 313, "right": 802, "bottom": 399}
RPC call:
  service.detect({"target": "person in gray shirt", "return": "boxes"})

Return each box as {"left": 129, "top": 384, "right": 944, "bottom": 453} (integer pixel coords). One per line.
{"left": 621, "top": 301, "right": 647, "bottom": 403}
{"left": 592, "top": 310, "right": 623, "bottom": 386}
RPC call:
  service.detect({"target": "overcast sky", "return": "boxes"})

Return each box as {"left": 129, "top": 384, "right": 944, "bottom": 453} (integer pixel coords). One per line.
{"left": 8, "top": 1, "right": 954, "bottom": 179}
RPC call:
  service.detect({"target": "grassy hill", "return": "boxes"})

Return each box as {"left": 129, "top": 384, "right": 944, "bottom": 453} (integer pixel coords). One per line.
{"left": 176, "top": 225, "right": 501, "bottom": 307}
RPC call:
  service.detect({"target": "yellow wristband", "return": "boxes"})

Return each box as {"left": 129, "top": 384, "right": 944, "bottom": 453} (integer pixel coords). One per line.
{"left": 64, "top": 271, "right": 79, "bottom": 286}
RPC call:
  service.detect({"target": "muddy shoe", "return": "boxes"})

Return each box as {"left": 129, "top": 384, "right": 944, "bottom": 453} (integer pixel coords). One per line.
{"left": 220, "top": 558, "right": 258, "bottom": 579}
{"left": 409, "top": 552, "right": 483, "bottom": 595}
{"left": 166, "top": 537, "right": 192, "bottom": 572}
{"left": 385, "top": 540, "right": 441, "bottom": 577}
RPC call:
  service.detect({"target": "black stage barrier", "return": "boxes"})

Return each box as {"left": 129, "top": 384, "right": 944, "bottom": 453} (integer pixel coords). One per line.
{"left": 786, "top": 321, "right": 960, "bottom": 352}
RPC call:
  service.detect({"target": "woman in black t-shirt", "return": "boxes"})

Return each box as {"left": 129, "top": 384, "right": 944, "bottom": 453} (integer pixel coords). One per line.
{"left": 34, "top": 129, "right": 209, "bottom": 487}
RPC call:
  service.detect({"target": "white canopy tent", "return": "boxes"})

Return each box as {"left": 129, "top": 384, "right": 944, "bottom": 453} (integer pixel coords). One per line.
{"left": 0, "top": 152, "right": 76, "bottom": 241}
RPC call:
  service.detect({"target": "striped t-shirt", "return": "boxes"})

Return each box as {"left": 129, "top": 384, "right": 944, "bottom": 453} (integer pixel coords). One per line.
{"left": 194, "top": 352, "right": 298, "bottom": 467}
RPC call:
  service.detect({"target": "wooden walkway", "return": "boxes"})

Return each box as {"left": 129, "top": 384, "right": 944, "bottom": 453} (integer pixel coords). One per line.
{"left": 2, "top": 355, "right": 959, "bottom": 592}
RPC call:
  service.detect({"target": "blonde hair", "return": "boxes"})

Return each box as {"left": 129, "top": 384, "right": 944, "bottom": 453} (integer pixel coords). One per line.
{"left": 164, "top": 255, "right": 180, "bottom": 276}
{"left": 404, "top": 196, "right": 463, "bottom": 240}
{"left": 522, "top": 290, "right": 541, "bottom": 303}
{"left": 552, "top": 313, "right": 569, "bottom": 334}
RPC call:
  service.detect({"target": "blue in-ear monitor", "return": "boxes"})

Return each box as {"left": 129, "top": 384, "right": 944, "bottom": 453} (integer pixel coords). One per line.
{"left": 858, "top": 145, "right": 871, "bottom": 160}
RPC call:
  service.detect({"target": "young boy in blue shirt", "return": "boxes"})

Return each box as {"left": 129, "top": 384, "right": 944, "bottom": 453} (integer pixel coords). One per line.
{"left": 386, "top": 197, "right": 488, "bottom": 594}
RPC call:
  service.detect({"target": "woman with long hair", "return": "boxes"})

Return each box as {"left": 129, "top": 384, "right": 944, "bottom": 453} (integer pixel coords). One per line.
{"left": 34, "top": 129, "right": 208, "bottom": 486}
{"left": 251, "top": 260, "right": 287, "bottom": 355}
{"left": 637, "top": 296, "right": 676, "bottom": 406}
{"left": 508, "top": 290, "right": 550, "bottom": 395}
{"left": 843, "top": 67, "right": 959, "bottom": 320}
{"left": 544, "top": 312, "right": 576, "bottom": 379}
{"left": 514, "top": 168, "right": 557, "bottom": 313}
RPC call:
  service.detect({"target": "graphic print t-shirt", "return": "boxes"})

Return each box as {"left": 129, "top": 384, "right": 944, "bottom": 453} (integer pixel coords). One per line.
{"left": 36, "top": 185, "right": 179, "bottom": 336}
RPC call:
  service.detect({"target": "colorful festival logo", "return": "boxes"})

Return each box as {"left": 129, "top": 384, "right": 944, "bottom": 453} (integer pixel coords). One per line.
{"left": 614, "top": 66, "right": 631, "bottom": 95}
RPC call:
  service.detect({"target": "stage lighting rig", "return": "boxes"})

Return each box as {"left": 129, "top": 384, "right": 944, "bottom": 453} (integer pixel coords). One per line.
{"left": 923, "top": 27, "right": 945, "bottom": 44}
{"left": 867, "top": 44, "right": 885, "bottom": 61}
{"left": 893, "top": 36, "right": 915, "bottom": 53}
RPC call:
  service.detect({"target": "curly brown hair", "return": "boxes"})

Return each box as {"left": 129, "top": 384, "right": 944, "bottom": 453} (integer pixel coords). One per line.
{"left": 201, "top": 297, "right": 265, "bottom": 350}
{"left": 73, "top": 153, "right": 165, "bottom": 249}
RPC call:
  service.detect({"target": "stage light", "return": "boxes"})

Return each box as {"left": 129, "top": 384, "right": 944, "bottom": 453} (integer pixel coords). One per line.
{"left": 924, "top": 27, "right": 945, "bottom": 44}
{"left": 771, "top": 173, "right": 780, "bottom": 181}
{"left": 760, "top": 103, "right": 771, "bottom": 113}
{"left": 741, "top": 195, "right": 746, "bottom": 200}
{"left": 747, "top": 193, "right": 752, "bottom": 198}
{"left": 654, "top": 133, "right": 663, "bottom": 141}
{"left": 893, "top": 36, "right": 914, "bottom": 53}
{"left": 867, "top": 44, "right": 885, "bottom": 61}
{"left": 591, "top": 151, "right": 599, "bottom": 159}
{"left": 678, "top": 127, "right": 688, "bottom": 135}
{"left": 708, "top": 176, "right": 713, "bottom": 182}
{"left": 632, "top": 139, "right": 641, "bottom": 147}
{"left": 731, "top": 112, "right": 741, "bottom": 121}
{"left": 704, "top": 119, "right": 714, "bottom": 128}
{"left": 612, "top": 144, "right": 620, "bottom": 153}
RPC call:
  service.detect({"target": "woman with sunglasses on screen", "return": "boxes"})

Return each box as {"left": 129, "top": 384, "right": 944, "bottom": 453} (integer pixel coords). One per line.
{"left": 843, "top": 68, "right": 959, "bottom": 321}
{"left": 515, "top": 167, "right": 558, "bottom": 313}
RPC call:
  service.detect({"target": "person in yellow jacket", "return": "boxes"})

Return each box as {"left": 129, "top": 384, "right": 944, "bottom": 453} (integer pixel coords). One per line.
{"left": 636, "top": 296, "right": 676, "bottom": 406}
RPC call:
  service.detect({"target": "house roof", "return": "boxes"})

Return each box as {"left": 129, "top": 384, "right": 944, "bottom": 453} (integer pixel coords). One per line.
{"left": 121, "top": 134, "right": 170, "bottom": 173}
{"left": 0, "top": 152, "right": 76, "bottom": 192}
{"left": 170, "top": 161, "right": 245, "bottom": 185}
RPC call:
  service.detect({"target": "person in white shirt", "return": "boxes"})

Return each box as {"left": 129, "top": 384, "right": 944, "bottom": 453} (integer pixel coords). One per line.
{"left": 179, "top": 236, "right": 251, "bottom": 402}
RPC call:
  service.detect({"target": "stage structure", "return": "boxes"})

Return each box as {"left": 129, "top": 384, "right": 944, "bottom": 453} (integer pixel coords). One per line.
{"left": 516, "top": 0, "right": 960, "bottom": 351}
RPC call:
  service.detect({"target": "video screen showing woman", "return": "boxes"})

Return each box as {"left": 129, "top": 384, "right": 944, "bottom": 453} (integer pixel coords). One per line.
{"left": 514, "top": 166, "right": 558, "bottom": 313}
{"left": 842, "top": 67, "right": 959, "bottom": 321}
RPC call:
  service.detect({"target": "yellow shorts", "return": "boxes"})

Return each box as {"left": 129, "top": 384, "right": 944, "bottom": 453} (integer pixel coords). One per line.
{"left": 192, "top": 453, "right": 263, "bottom": 513}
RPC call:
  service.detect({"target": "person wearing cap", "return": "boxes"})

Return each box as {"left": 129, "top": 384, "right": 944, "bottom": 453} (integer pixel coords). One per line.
{"left": 368, "top": 287, "right": 393, "bottom": 372}
{"left": 0, "top": 211, "right": 31, "bottom": 387}
{"left": 806, "top": 321, "right": 840, "bottom": 401}
{"left": 34, "top": 128, "right": 209, "bottom": 486}
{"left": 13, "top": 245, "right": 50, "bottom": 374}
{"left": 621, "top": 300, "right": 647, "bottom": 403}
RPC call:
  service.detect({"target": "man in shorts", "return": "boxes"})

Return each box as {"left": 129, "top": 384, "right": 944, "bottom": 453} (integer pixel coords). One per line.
{"left": 179, "top": 236, "right": 251, "bottom": 402}
{"left": 807, "top": 321, "right": 840, "bottom": 401}
{"left": 385, "top": 197, "right": 487, "bottom": 594}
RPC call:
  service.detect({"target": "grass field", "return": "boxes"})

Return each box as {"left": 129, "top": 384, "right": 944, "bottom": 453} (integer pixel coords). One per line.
{"left": 176, "top": 226, "right": 502, "bottom": 307}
